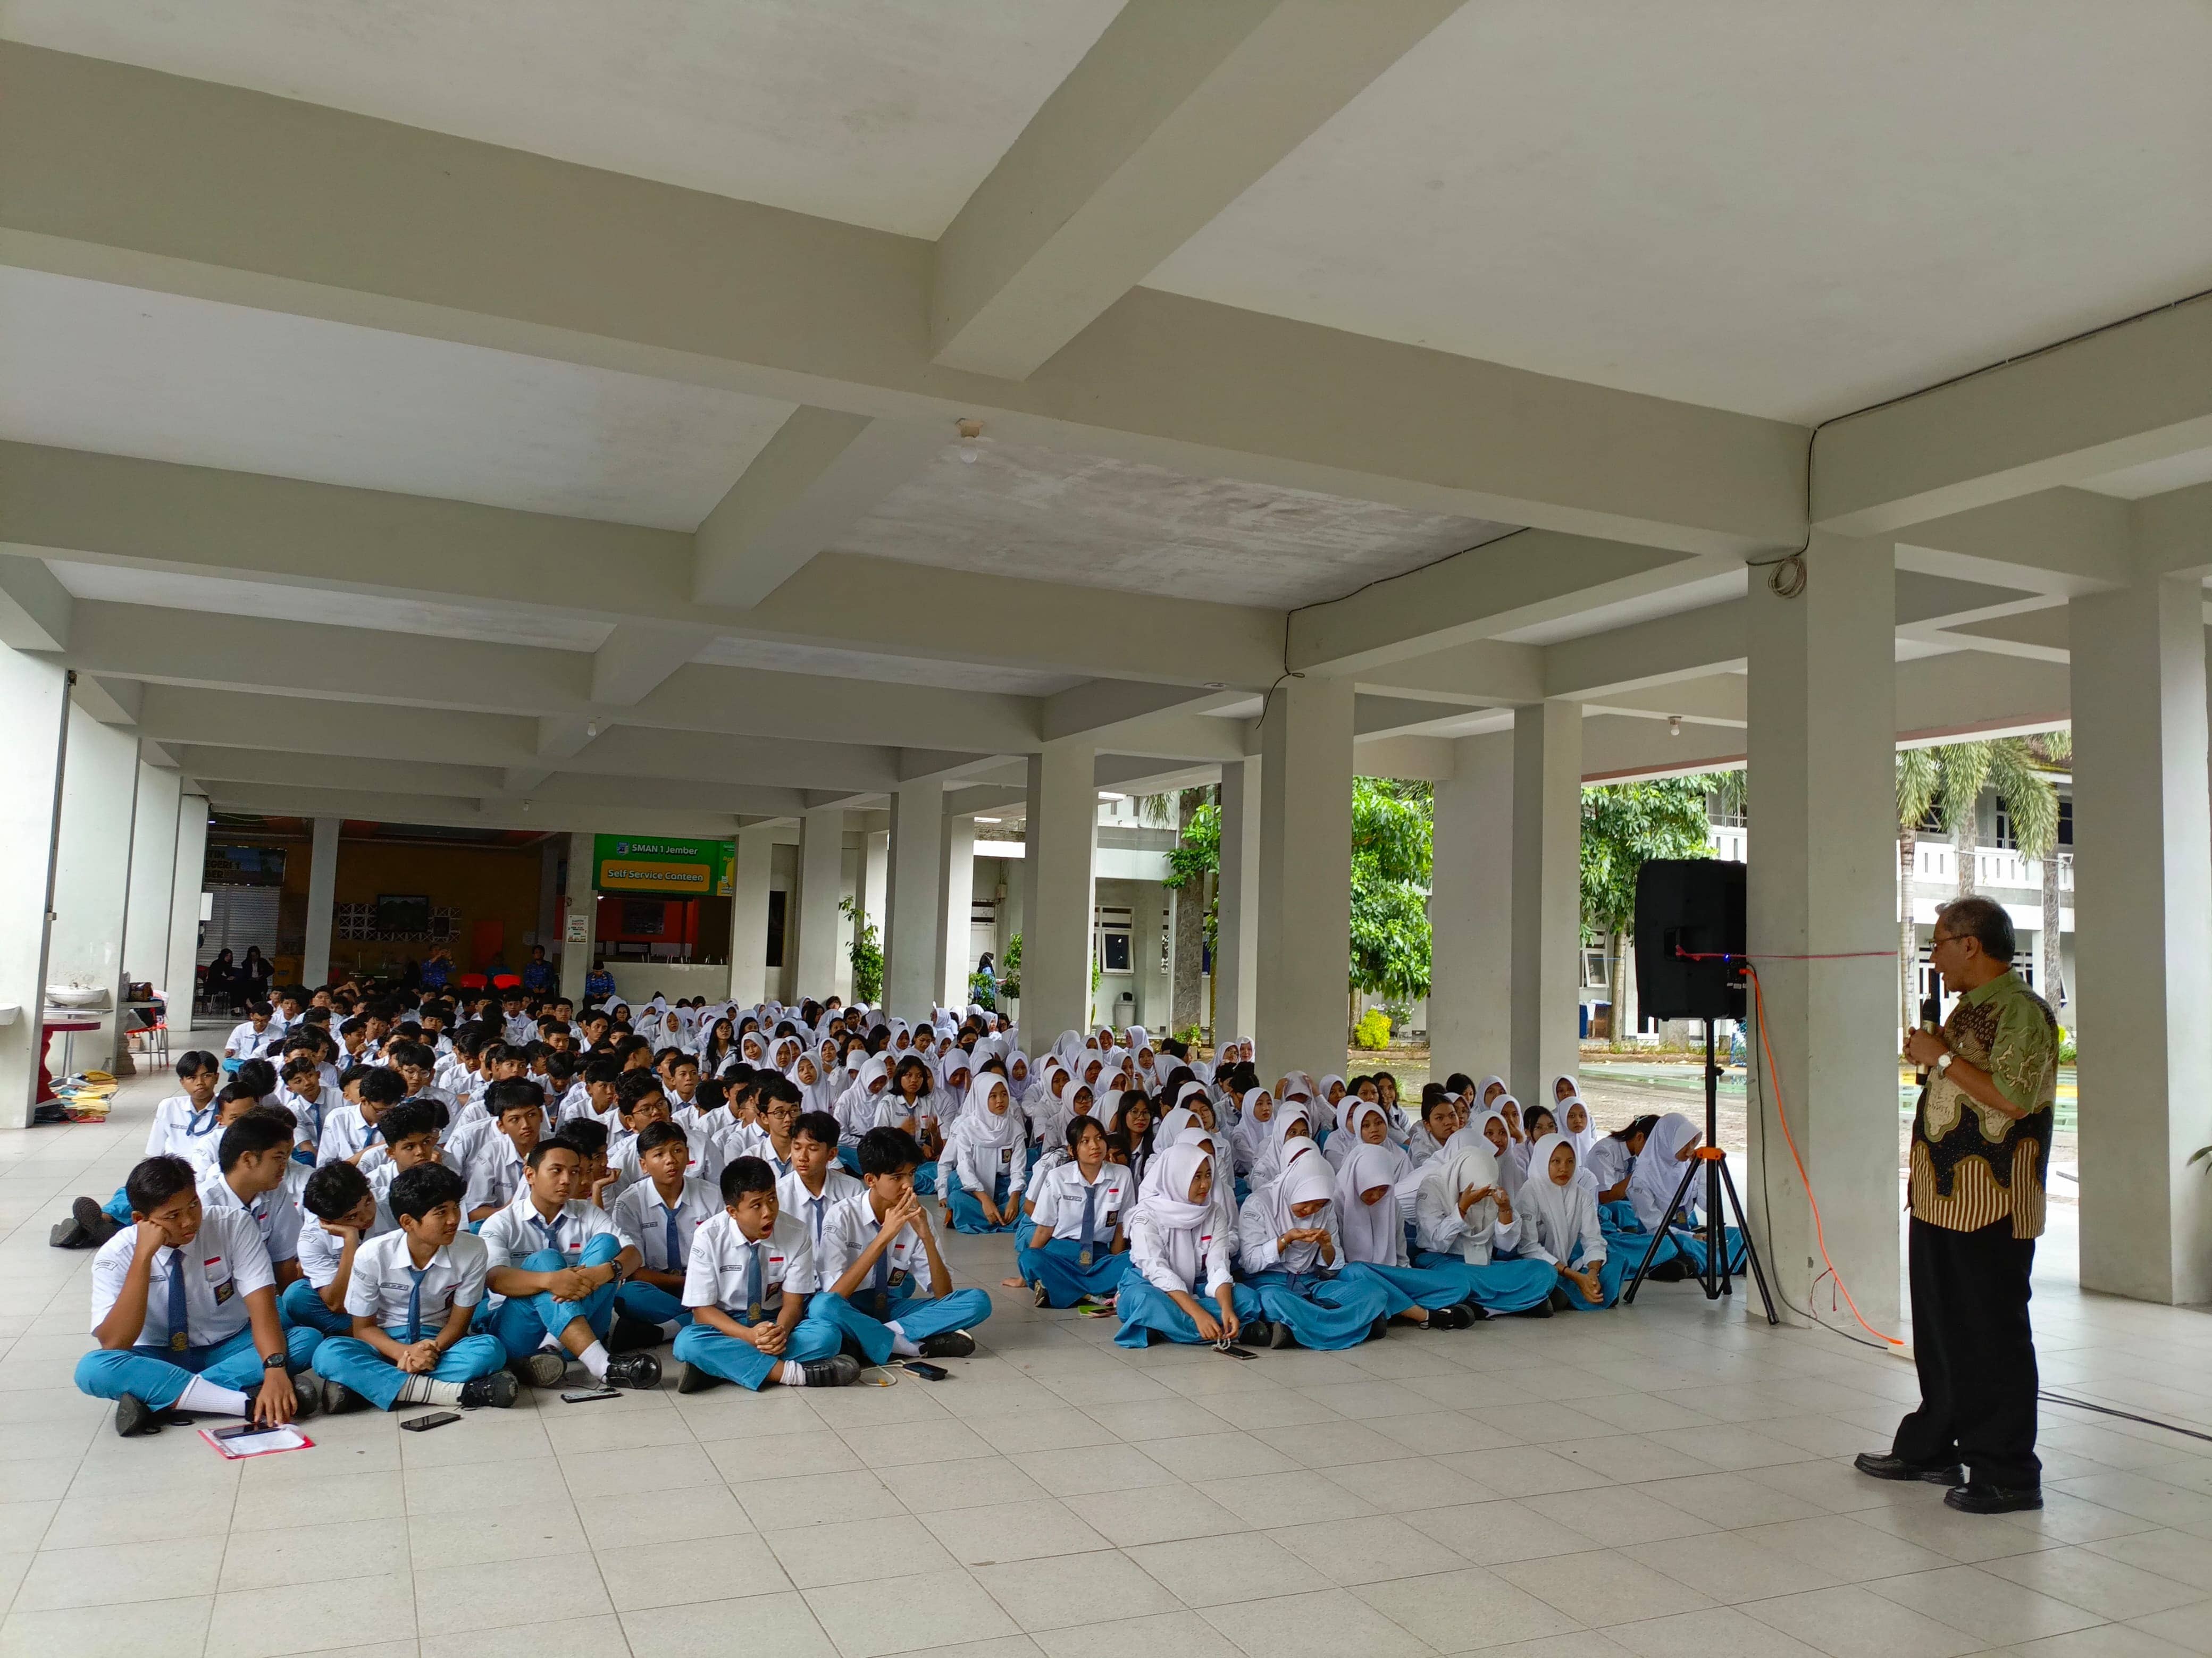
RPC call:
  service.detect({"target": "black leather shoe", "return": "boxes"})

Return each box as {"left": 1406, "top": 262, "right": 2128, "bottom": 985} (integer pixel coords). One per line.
{"left": 603, "top": 1352, "right": 662, "bottom": 1390}
{"left": 460, "top": 1370, "right": 520, "bottom": 1409}
{"left": 114, "top": 1393, "right": 163, "bottom": 1437}
{"left": 1855, "top": 1452, "right": 1966, "bottom": 1484}
{"left": 72, "top": 1196, "right": 121, "bottom": 1249}
{"left": 1945, "top": 1482, "right": 2042, "bottom": 1514}
{"left": 1646, "top": 1258, "right": 1688, "bottom": 1282}
{"left": 803, "top": 1353, "right": 861, "bottom": 1387}
{"left": 917, "top": 1330, "right": 975, "bottom": 1359}
{"left": 1269, "top": 1319, "right": 1296, "bottom": 1349}
{"left": 675, "top": 1362, "right": 723, "bottom": 1394}
{"left": 320, "top": 1378, "right": 370, "bottom": 1416}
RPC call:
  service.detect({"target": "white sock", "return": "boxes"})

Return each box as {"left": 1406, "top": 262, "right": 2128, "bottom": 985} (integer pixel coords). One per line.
{"left": 178, "top": 1377, "right": 250, "bottom": 1415}
{"left": 885, "top": 1323, "right": 921, "bottom": 1358}
{"left": 657, "top": 1319, "right": 681, "bottom": 1339}
{"left": 395, "top": 1376, "right": 464, "bottom": 1405}
{"left": 776, "top": 1360, "right": 808, "bottom": 1386}
{"left": 578, "top": 1341, "right": 610, "bottom": 1381}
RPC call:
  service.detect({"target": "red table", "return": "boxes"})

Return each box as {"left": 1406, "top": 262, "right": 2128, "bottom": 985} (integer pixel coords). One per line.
{"left": 38, "top": 1011, "right": 101, "bottom": 1102}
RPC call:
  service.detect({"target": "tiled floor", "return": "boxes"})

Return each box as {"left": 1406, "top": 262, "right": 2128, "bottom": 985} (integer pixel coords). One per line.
{"left": 6, "top": 1066, "right": 2211, "bottom": 1658}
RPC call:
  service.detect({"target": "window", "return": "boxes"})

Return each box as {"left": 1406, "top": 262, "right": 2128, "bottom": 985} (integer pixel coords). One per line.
{"left": 1581, "top": 949, "right": 1608, "bottom": 989}
{"left": 1707, "top": 793, "right": 1746, "bottom": 829}
{"left": 1993, "top": 799, "right": 2017, "bottom": 851}
{"left": 1100, "top": 930, "right": 1132, "bottom": 973}
{"left": 2056, "top": 797, "right": 2072, "bottom": 848}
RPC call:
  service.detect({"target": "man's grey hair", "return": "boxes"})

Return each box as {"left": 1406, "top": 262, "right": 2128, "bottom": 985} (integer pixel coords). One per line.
{"left": 1938, "top": 896, "right": 2015, "bottom": 963}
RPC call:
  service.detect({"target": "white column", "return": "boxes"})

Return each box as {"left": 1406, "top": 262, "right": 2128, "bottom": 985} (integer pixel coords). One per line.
{"left": 0, "top": 650, "right": 70, "bottom": 1125}
{"left": 300, "top": 815, "right": 341, "bottom": 989}
{"left": 2072, "top": 573, "right": 2212, "bottom": 1303}
{"left": 1023, "top": 743, "right": 1097, "bottom": 1038}
{"left": 49, "top": 700, "right": 141, "bottom": 1072}
{"left": 1745, "top": 532, "right": 1900, "bottom": 1334}
{"left": 1256, "top": 677, "right": 1354, "bottom": 1085}
{"left": 1509, "top": 702, "right": 1583, "bottom": 1105}
{"left": 124, "top": 759, "right": 182, "bottom": 995}
{"left": 1430, "top": 730, "right": 1514, "bottom": 1070}
{"left": 939, "top": 814, "right": 978, "bottom": 1009}
{"left": 884, "top": 782, "right": 945, "bottom": 1020}
{"left": 795, "top": 806, "right": 844, "bottom": 1001}
{"left": 728, "top": 824, "right": 777, "bottom": 1007}
{"left": 1213, "top": 755, "right": 1260, "bottom": 1045}
{"left": 862, "top": 829, "right": 889, "bottom": 1004}
{"left": 559, "top": 831, "right": 593, "bottom": 1006}
{"left": 166, "top": 793, "right": 210, "bottom": 1028}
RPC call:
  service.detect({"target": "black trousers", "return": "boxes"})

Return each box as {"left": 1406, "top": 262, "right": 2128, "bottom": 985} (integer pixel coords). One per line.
{"left": 1891, "top": 1215, "right": 2041, "bottom": 1489}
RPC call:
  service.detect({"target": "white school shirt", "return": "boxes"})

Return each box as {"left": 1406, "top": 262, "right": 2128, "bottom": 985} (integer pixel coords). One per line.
{"left": 279, "top": 1085, "right": 331, "bottom": 1152}
{"left": 316, "top": 1103, "right": 378, "bottom": 1166}
{"left": 224, "top": 1021, "right": 279, "bottom": 1060}
{"left": 610, "top": 1175, "right": 721, "bottom": 1275}
{"left": 479, "top": 1192, "right": 620, "bottom": 1307}
{"left": 681, "top": 1211, "right": 817, "bottom": 1319}
{"left": 297, "top": 1198, "right": 396, "bottom": 1289}
{"left": 462, "top": 1134, "right": 531, "bottom": 1214}
{"left": 814, "top": 1190, "right": 944, "bottom": 1296}
{"left": 608, "top": 1132, "right": 724, "bottom": 1198}
{"left": 145, "top": 1092, "right": 225, "bottom": 1159}
{"left": 196, "top": 1164, "right": 305, "bottom": 1266}
{"left": 1030, "top": 1162, "right": 1135, "bottom": 1245}
{"left": 89, "top": 1204, "right": 272, "bottom": 1349}
{"left": 440, "top": 1101, "right": 497, "bottom": 1166}
{"left": 775, "top": 1166, "right": 864, "bottom": 1258}
{"left": 1126, "top": 1208, "right": 1233, "bottom": 1298}
{"left": 502, "top": 1013, "right": 538, "bottom": 1046}
{"left": 343, "top": 1228, "right": 490, "bottom": 1332}
{"left": 1235, "top": 1192, "right": 1344, "bottom": 1277}
{"left": 1412, "top": 1180, "right": 1520, "bottom": 1263}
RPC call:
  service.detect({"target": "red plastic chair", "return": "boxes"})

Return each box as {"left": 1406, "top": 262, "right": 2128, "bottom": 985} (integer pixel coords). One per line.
{"left": 457, "top": 973, "right": 488, "bottom": 991}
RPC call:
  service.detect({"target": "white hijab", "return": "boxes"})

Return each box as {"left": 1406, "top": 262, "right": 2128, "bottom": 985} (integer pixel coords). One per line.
{"left": 949, "top": 1074, "right": 1022, "bottom": 1157}
{"left": 1519, "top": 1131, "right": 1591, "bottom": 1260}
{"left": 1421, "top": 1138, "right": 1507, "bottom": 1264}
{"left": 1444, "top": 1109, "right": 1522, "bottom": 1203}
{"left": 1334, "top": 1142, "right": 1404, "bottom": 1266}
{"left": 1629, "top": 1112, "right": 1702, "bottom": 1229}
{"left": 1136, "top": 1143, "right": 1214, "bottom": 1232}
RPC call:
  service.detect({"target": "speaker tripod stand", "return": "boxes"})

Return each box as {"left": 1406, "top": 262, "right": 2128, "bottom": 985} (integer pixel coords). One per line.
{"left": 1621, "top": 1021, "right": 1778, "bottom": 1324}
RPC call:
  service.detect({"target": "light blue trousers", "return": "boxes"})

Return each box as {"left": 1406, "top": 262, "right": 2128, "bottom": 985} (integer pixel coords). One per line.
{"left": 1409, "top": 1249, "right": 1557, "bottom": 1313}
{"left": 945, "top": 1171, "right": 1019, "bottom": 1234}
{"left": 1244, "top": 1267, "right": 1393, "bottom": 1351}
{"left": 669, "top": 1312, "right": 843, "bottom": 1390}
{"left": 1016, "top": 1236, "right": 1130, "bottom": 1307}
{"left": 1339, "top": 1258, "right": 1473, "bottom": 1314}
{"left": 1112, "top": 1277, "right": 1265, "bottom": 1350}
{"left": 1553, "top": 1244, "right": 1629, "bottom": 1310}
{"left": 809, "top": 1286, "right": 992, "bottom": 1366}
{"left": 474, "top": 1234, "right": 622, "bottom": 1360}
{"left": 311, "top": 1326, "right": 510, "bottom": 1410}
{"left": 614, "top": 1281, "right": 692, "bottom": 1329}
{"left": 279, "top": 1278, "right": 354, "bottom": 1339}
{"left": 74, "top": 1323, "right": 321, "bottom": 1411}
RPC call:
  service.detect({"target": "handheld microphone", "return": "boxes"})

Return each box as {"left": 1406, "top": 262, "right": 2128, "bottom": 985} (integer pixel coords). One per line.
{"left": 1915, "top": 994, "right": 1939, "bottom": 1085}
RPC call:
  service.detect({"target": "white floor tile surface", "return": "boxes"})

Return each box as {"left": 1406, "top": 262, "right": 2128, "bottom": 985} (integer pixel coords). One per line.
{"left": 5, "top": 1065, "right": 2210, "bottom": 1658}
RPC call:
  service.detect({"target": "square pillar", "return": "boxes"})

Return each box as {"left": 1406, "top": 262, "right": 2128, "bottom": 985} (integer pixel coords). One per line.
{"left": 1430, "top": 730, "right": 1514, "bottom": 1070}
{"left": 862, "top": 829, "right": 889, "bottom": 1004}
{"left": 0, "top": 650, "right": 70, "bottom": 1125}
{"left": 558, "top": 830, "right": 593, "bottom": 1006}
{"left": 1023, "top": 742, "right": 1097, "bottom": 1039}
{"left": 1213, "top": 755, "right": 1260, "bottom": 1045}
{"left": 167, "top": 793, "right": 209, "bottom": 1024}
{"left": 49, "top": 700, "right": 141, "bottom": 1072}
{"left": 124, "top": 760, "right": 182, "bottom": 996}
{"left": 1510, "top": 702, "right": 1583, "bottom": 1104}
{"left": 300, "top": 815, "right": 341, "bottom": 989}
{"left": 1745, "top": 532, "right": 1900, "bottom": 1333}
{"left": 728, "top": 824, "right": 778, "bottom": 1007}
{"left": 1256, "top": 677, "right": 1354, "bottom": 1084}
{"left": 795, "top": 806, "right": 845, "bottom": 1003}
{"left": 883, "top": 782, "right": 944, "bottom": 1020}
{"left": 2072, "top": 574, "right": 2212, "bottom": 1303}
{"left": 938, "top": 814, "right": 977, "bottom": 1010}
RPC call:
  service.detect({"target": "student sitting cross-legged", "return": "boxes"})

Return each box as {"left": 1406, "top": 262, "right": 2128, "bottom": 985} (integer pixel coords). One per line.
{"left": 312, "top": 1164, "right": 521, "bottom": 1412}
{"left": 776, "top": 1109, "right": 863, "bottom": 1265}
{"left": 810, "top": 1126, "right": 991, "bottom": 1365}
{"left": 1018, "top": 1116, "right": 1135, "bottom": 1308}
{"left": 475, "top": 1137, "right": 661, "bottom": 1391}
{"left": 74, "top": 1154, "right": 324, "bottom": 1437}
{"left": 1113, "top": 1143, "right": 1264, "bottom": 1350}
{"left": 669, "top": 1156, "right": 859, "bottom": 1392}
{"left": 608, "top": 1120, "right": 718, "bottom": 1347}
{"left": 283, "top": 1160, "right": 393, "bottom": 1339}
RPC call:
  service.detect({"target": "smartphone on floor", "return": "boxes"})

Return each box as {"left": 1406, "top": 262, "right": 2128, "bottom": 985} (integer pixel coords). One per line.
{"left": 560, "top": 1388, "right": 619, "bottom": 1403}
{"left": 400, "top": 1410, "right": 460, "bottom": 1432}
{"left": 900, "top": 1360, "right": 950, "bottom": 1381}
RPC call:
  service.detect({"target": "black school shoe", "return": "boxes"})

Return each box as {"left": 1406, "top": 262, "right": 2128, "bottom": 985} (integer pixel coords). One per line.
{"left": 1946, "top": 1482, "right": 2042, "bottom": 1514}
{"left": 602, "top": 1352, "right": 662, "bottom": 1390}
{"left": 803, "top": 1353, "right": 861, "bottom": 1387}
{"left": 460, "top": 1370, "right": 521, "bottom": 1409}
{"left": 607, "top": 1309, "right": 665, "bottom": 1354}
{"left": 239, "top": 1371, "right": 322, "bottom": 1425}
{"left": 320, "top": 1378, "right": 370, "bottom": 1416}
{"left": 676, "top": 1362, "right": 723, "bottom": 1394}
{"left": 1854, "top": 1452, "right": 1967, "bottom": 1484}
{"left": 113, "top": 1393, "right": 190, "bottom": 1437}
{"left": 1424, "top": 1303, "right": 1474, "bottom": 1331}
{"left": 58, "top": 1197, "right": 120, "bottom": 1250}
{"left": 917, "top": 1331, "right": 975, "bottom": 1359}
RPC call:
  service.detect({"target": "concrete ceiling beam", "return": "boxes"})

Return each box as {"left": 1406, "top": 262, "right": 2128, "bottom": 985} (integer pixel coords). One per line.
{"left": 589, "top": 621, "right": 722, "bottom": 708}
{"left": 0, "top": 548, "right": 74, "bottom": 650}
{"left": 191, "top": 781, "right": 744, "bottom": 840}
{"left": 931, "top": 0, "right": 1467, "bottom": 379}
{"left": 1890, "top": 489, "right": 2134, "bottom": 596}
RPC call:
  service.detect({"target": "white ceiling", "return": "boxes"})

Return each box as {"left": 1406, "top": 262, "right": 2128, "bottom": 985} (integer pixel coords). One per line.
{"left": 0, "top": 0, "right": 1124, "bottom": 240}
{"left": 690, "top": 636, "right": 1084, "bottom": 697}
{"left": 837, "top": 440, "right": 1519, "bottom": 608}
{"left": 0, "top": 267, "right": 795, "bottom": 528}
{"left": 1496, "top": 568, "right": 1749, "bottom": 646}
{"left": 2079, "top": 447, "right": 2212, "bottom": 500}
{"left": 47, "top": 560, "right": 615, "bottom": 654}
{"left": 1144, "top": 1, "right": 2212, "bottom": 424}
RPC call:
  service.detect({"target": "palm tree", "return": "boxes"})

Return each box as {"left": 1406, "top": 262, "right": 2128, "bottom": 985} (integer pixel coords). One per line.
{"left": 1897, "top": 749, "right": 1939, "bottom": 1037}
{"left": 2020, "top": 730, "right": 2071, "bottom": 1010}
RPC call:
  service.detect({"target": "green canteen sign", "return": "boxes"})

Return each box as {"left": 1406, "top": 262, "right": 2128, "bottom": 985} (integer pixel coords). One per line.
{"left": 592, "top": 835, "right": 734, "bottom": 897}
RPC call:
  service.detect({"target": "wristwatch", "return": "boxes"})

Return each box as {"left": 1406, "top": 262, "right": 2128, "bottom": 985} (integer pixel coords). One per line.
{"left": 1933, "top": 1052, "right": 1954, "bottom": 1078}
{"left": 261, "top": 1351, "right": 288, "bottom": 1369}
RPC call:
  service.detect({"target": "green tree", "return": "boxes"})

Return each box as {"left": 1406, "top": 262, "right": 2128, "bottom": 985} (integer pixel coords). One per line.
{"left": 1579, "top": 776, "right": 1725, "bottom": 1047}
{"left": 838, "top": 896, "right": 883, "bottom": 1005}
{"left": 1349, "top": 778, "right": 1434, "bottom": 1032}
{"left": 1160, "top": 796, "right": 1221, "bottom": 1034}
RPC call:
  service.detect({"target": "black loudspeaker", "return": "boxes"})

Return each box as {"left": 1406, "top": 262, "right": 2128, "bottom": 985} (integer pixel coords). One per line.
{"left": 1633, "top": 859, "right": 1747, "bottom": 1021}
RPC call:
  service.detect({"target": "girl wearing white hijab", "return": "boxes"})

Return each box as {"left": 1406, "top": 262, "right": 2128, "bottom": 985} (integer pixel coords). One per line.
{"left": 1560, "top": 1095, "right": 1598, "bottom": 1166}
{"left": 1113, "top": 1144, "right": 1260, "bottom": 1350}
{"left": 943, "top": 1074, "right": 1027, "bottom": 1233}
{"left": 1244, "top": 1101, "right": 1316, "bottom": 1194}
{"left": 1626, "top": 1111, "right": 1740, "bottom": 1276}
{"left": 1411, "top": 1138, "right": 1559, "bottom": 1315}
{"left": 1234, "top": 1155, "right": 1392, "bottom": 1350}
{"left": 1332, "top": 1142, "right": 1480, "bottom": 1329}
{"left": 1443, "top": 1109, "right": 1524, "bottom": 1208}
{"left": 1019, "top": 1115, "right": 1136, "bottom": 1308}
{"left": 1518, "top": 1132, "right": 1622, "bottom": 1309}
{"left": 1406, "top": 1087, "right": 1462, "bottom": 1165}
{"left": 836, "top": 1056, "right": 890, "bottom": 1170}
{"left": 1229, "top": 1087, "right": 1277, "bottom": 1182}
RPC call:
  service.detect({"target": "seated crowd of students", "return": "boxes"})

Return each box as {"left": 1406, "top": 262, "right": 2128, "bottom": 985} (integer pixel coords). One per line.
{"left": 49, "top": 984, "right": 1731, "bottom": 1437}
